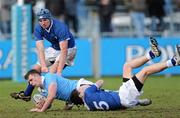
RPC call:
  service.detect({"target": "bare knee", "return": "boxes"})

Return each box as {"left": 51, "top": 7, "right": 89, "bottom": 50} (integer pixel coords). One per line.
{"left": 136, "top": 67, "right": 150, "bottom": 83}
{"left": 140, "top": 67, "right": 150, "bottom": 77}
{"left": 123, "top": 62, "right": 132, "bottom": 71}
{"left": 123, "top": 62, "right": 133, "bottom": 78}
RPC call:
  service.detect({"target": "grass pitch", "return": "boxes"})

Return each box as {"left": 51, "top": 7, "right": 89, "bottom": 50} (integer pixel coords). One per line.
{"left": 0, "top": 76, "right": 180, "bottom": 118}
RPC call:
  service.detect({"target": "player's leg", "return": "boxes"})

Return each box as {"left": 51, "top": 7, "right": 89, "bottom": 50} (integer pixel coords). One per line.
{"left": 50, "top": 47, "right": 77, "bottom": 73}
{"left": 136, "top": 45, "right": 180, "bottom": 84}
{"left": 123, "top": 37, "right": 161, "bottom": 82}
{"left": 121, "top": 47, "right": 175, "bottom": 107}
{"left": 121, "top": 37, "right": 161, "bottom": 106}
{"left": 49, "top": 61, "right": 59, "bottom": 73}
{"left": 123, "top": 56, "right": 149, "bottom": 81}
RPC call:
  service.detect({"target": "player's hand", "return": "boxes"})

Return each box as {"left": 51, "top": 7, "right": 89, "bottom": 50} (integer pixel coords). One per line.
{"left": 41, "top": 66, "right": 48, "bottom": 73}
{"left": 36, "top": 100, "right": 45, "bottom": 109}
{"left": 30, "top": 108, "right": 42, "bottom": 112}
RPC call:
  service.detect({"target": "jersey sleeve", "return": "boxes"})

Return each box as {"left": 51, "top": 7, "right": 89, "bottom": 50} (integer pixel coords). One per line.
{"left": 85, "top": 84, "right": 99, "bottom": 94}
{"left": 56, "top": 24, "right": 70, "bottom": 42}
{"left": 33, "top": 24, "right": 43, "bottom": 41}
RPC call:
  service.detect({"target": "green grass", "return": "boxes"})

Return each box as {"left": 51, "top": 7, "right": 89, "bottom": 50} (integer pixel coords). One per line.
{"left": 0, "top": 76, "right": 180, "bottom": 118}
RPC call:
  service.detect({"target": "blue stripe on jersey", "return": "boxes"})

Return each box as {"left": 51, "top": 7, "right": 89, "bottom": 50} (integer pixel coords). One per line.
{"left": 84, "top": 85, "right": 121, "bottom": 111}
{"left": 34, "top": 18, "right": 75, "bottom": 50}
{"left": 43, "top": 73, "right": 78, "bottom": 101}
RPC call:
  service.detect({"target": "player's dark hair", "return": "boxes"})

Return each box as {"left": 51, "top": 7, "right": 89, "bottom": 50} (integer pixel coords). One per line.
{"left": 70, "top": 89, "right": 84, "bottom": 106}
{"left": 24, "top": 69, "right": 41, "bottom": 80}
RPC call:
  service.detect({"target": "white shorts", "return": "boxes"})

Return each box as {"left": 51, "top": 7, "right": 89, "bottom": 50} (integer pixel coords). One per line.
{"left": 119, "top": 79, "right": 143, "bottom": 108}
{"left": 76, "top": 78, "right": 93, "bottom": 89}
{"left": 36, "top": 47, "right": 77, "bottom": 67}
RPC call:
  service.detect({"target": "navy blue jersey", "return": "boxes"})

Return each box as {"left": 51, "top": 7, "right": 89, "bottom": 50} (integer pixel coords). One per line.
{"left": 34, "top": 18, "right": 75, "bottom": 50}
{"left": 83, "top": 85, "right": 121, "bottom": 111}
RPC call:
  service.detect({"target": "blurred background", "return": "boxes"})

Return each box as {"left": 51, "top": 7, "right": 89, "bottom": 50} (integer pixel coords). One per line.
{"left": 0, "top": 0, "right": 180, "bottom": 81}
{"left": 2, "top": 0, "right": 180, "bottom": 38}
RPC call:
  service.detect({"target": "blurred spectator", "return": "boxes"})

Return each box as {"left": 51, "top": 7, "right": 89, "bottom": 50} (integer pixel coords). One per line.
{"left": 98, "top": 0, "right": 116, "bottom": 33}
{"left": 164, "top": 0, "right": 173, "bottom": 34}
{"left": 97, "top": 0, "right": 116, "bottom": 33}
{"left": 85, "top": 0, "right": 97, "bottom": 6}
{"left": 175, "top": 0, "right": 180, "bottom": 10}
{"left": 45, "top": 0, "right": 65, "bottom": 21}
{"left": 164, "top": 0, "right": 173, "bottom": 15}
{"left": 0, "top": 25, "right": 2, "bottom": 39}
{"left": 0, "top": 0, "right": 11, "bottom": 39}
{"left": 77, "top": 0, "right": 89, "bottom": 36}
{"left": 0, "top": 3, "right": 2, "bottom": 39}
{"left": 33, "top": 0, "right": 45, "bottom": 15}
{"left": 146, "top": 0, "right": 165, "bottom": 32}
{"left": 125, "top": 0, "right": 146, "bottom": 37}
{"left": 64, "top": 0, "right": 78, "bottom": 34}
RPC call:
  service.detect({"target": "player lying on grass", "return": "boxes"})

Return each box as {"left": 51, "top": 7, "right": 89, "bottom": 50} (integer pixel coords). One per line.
{"left": 24, "top": 70, "right": 93, "bottom": 112}
{"left": 24, "top": 70, "right": 151, "bottom": 112}
{"left": 70, "top": 38, "right": 180, "bottom": 111}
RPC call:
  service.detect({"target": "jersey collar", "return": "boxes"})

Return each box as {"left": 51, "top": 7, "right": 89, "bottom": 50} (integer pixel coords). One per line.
{"left": 45, "top": 19, "right": 53, "bottom": 33}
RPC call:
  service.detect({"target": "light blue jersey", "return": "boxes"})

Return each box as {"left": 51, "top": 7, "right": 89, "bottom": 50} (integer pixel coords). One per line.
{"left": 34, "top": 18, "right": 75, "bottom": 50}
{"left": 83, "top": 85, "right": 121, "bottom": 111}
{"left": 42, "top": 73, "right": 78, "bottom": 101}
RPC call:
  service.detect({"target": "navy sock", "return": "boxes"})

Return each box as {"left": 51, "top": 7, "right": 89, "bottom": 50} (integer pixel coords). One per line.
{"left": 149, "top": 51, "right": 155, "bottom": 59}
{"left": 24, "top": 84, "right": 34, "bottom": 96}
{"left": 171, "top": 58, "right": 176, "bottom": 66}
{"left": 63, "top": 64, "right": 68, "bottom": 69}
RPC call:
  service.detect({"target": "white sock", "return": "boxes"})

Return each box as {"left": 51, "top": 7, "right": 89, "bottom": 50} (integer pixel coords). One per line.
{"left": 166, "top": 60, "right": 173, "bottom": 67}
{"left": 146, "top": 52, "right": 151, "bottom": 60}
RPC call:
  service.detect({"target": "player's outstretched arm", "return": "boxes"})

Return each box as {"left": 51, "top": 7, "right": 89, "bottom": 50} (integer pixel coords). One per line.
{"left": 57, "top": 40, "right": 68, "bottom": 75}
{"left": 36, "top": 40, "right": 48, "bottom": 72}
{"left": 40, "top": 83, "right": 57, "bottom": 112}
{"left": 30, "top": 83, "right": 57, "bottom": 112}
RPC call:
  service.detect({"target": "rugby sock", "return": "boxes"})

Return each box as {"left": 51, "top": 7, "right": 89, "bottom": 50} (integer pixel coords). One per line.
{"left": 167, "top": 59, "right": 175, "bottom": 67}
{"left": 146, "top": 51, "right": 155, "bottom": 59}
{"left": 24, "top": 84, "right": 34, "bottom": 96}
{"left": 63, "top": 64, "right": 68, "bottom": 69}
